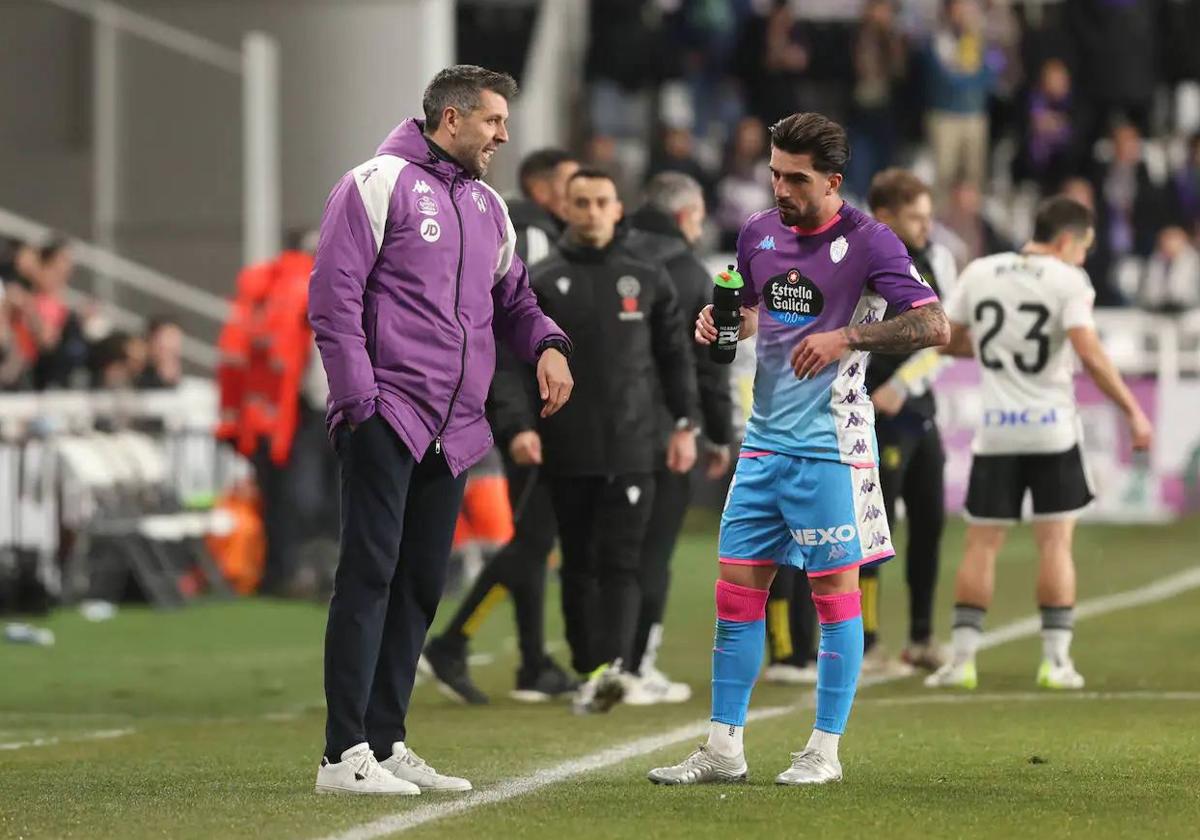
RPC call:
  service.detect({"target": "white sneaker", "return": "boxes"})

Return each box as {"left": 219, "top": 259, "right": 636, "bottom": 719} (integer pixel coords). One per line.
{"left": 626, "top": 666, "right": 691, "bottom": 706}
{"left": 314, "top": 743, "right": 420, "bottom": 795}
{"left": 379, "top": 742, "right": 472, "bottom": 792}
{"left": 763, "top": 662, "right": 819, "bottom": 684}
{"left": 1037, "top": 659, "right": 1085, "bottom": 690}
{"left": 774, "top": 748, "right": 842, "bottom": 785}
{"left": 647, "top": 745, "right": 748, "bottom": 785}
{"left": 860, "top": 646, "right": 917, "bottom": 680}
{"left": 924, "top": 659, "right": 978, "bottom": 689}
{"left": 572, "top": 662, "right": 629, "bottom": 714}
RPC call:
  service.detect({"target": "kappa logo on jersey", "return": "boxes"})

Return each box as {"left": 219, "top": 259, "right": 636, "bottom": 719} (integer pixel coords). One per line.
{"left": 859, "top": 308, "right": 880, "bottom": 325}
{"left": 844, "top": 362, "right": 861, "bottom": 378}
{"left": 764, "top": 268, "right": 824, "bottom": 325}
{"left": 830, "top": 235, "right": 849, "bottom": 264}
{"left": 555, "top": 276, "right": 571, "bottom": 295}
{"left": 416, "top": 195, "right": 439, "bottom": 216}
{"left": 850, "top": 439, "right": 870, "bottom": 456}
{"left": 471, "top": 189, "right": 487, "bottom": 213}
{"left": 839, "top": 390, "right": 859, "bottom": 404}
{"left": 845, "top": 412, "right": 865, "bottom": 429}
{"left": 792, "top": 525, "right": 857, "bottom": 547}
{"left": 419, "top": 218, "right": 441, "bottom": 243}
{"left": 412, "top": 180, "right": 433, "bottom": 194}
{"left": 617, "top": 275, "right": 644, "bottom": 321}
{"left": 757, "top": 235, "right": 776, "bottom": 251}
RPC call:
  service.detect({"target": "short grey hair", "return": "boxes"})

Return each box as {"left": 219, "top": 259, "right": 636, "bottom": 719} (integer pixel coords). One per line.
{"left": 644, "top": 171, "right": 705, "bottom": 215}
{"left": 422, "top": 65, "right": 518, "bottom": 132}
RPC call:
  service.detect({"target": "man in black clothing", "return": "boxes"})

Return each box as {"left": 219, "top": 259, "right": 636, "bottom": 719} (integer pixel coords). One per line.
{"left": 862, "top": 168, "right": 958, "bottom": 674}
{"left": 520, "top": 168, "right": 700, "bottom": 713}
{"left": 619, "top": 172, "right": 734, "bottom": 704}
{"left": 423, "top": 149, "right": 580, "bottom": 704}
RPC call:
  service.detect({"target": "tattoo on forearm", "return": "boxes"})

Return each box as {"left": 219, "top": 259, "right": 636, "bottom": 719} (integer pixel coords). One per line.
{"left": 844, "top": 303, "right": 949, "bottom": 354}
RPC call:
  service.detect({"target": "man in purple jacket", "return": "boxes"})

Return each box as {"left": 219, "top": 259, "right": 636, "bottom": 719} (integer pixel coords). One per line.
{"left": 309, "top": 65, "right": 573, "bottom": 796}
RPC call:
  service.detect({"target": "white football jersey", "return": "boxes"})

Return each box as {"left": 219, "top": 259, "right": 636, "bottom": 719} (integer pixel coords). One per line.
{"left": 945, "top": 252, "right": 1096, "bottom": 455}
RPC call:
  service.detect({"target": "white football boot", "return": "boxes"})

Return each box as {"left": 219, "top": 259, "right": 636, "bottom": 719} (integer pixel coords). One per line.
{"left": 648, "top": 745, "right": 748, "bottom": 785}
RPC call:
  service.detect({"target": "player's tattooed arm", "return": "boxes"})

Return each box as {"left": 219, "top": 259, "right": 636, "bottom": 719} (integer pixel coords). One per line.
{"left": 843, "top": 303, "right": 951, "bottom": 354}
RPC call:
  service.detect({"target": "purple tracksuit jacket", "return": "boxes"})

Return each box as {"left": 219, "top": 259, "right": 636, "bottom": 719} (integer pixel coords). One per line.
{"left": 308, "top": 119, "right": 569, "bottom": 476}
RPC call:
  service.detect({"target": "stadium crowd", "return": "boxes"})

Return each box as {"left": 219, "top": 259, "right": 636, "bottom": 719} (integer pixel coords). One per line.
{"left": 0, "top": 235, "right": 184, "bottom": 393}
{"left": 582, "top": 0, "right": 1200, "bottom": 310}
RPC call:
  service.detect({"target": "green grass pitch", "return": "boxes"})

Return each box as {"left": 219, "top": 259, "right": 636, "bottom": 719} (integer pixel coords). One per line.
{"left": 3, "top": 513, "right": 1199, "bottom": 839}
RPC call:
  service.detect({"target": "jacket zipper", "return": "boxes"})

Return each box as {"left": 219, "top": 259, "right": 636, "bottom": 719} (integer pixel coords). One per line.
{"left": 434, "top": 175, "right": 469, "bottom": 456}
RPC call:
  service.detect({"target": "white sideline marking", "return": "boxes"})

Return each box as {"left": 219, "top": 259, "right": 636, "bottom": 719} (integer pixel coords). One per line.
{"left": 0, "top": 728, "right": 134, "bottom": 751}
{"left": 861, "top": 690, "right": 1200, "bottom": 708}
{"left": 319, "top": 565, "right": 1200, "bottom": 840}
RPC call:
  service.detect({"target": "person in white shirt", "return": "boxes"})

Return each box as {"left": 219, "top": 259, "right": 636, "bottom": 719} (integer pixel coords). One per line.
{"left": 927, "top": 196, "right": 1152, "bottom": 691}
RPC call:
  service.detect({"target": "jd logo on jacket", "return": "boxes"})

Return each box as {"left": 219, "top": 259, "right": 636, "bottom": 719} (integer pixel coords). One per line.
{"left": 420, "top": 219, "right": 441, "bottom": 243}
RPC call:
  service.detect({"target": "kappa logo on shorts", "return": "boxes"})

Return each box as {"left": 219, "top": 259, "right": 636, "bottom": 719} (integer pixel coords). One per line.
{"left": 792, "top": 525, "right": 857, "bottom": 547}
{"left": 839, "top": 391, "right": 859, "bottom": 404}
{"left": 844, "top": 363, "right": 861, "bottom": 379}
{"left": 828, "top": 544, "right": 850, "bottom": 560}
{"left": 864, "top": 505, "right": 884, "bottom": 521}
{"left": 850, "top": 439, "right": 870, "bottom": 456}
{"left": 867, "top": 532, "right": 890, "bottom": 549}
{"left": 859, "top": 478, "right": 877, "bottom": 494}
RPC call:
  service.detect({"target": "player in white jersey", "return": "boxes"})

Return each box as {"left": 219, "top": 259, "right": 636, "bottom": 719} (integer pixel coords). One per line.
{"left": 926, "top": 196, "right": 1152, "bottom": 691}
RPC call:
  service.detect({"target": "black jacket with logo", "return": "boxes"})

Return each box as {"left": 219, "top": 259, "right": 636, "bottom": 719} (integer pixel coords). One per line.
{"left": 486, "top": 198, "right": 563, "bottom": 450}
{"left": 504, "top": 236, "right": 699, "bottom": 476}
{"left": 865, "top": 245, "right": 942, "bottom": 424}
{"left": 623, "top": 205, "right": 734, "bottom": 449}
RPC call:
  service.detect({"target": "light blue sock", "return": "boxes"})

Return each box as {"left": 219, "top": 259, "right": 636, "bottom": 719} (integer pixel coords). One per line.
{"left": 813, "top": 591, "right": 864, "bottom": 735}
{"left": 711, "top": 580, "right": 768, "bottom": 726}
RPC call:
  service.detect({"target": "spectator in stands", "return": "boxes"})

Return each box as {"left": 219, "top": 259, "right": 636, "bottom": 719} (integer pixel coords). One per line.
{"left": 846, "top": 0, "right": 909, "bottom": 200}
{"left": 1068, "top": 0, "right": 1161, "bottom": 142}
{"left": 23, "top": 238, "right": 90, "bottom": 390}
{"left": 645, "top": 125, "right": 713, "bottom": 204}
{"left": 1140, "top": 227, "right": 1200, "bottom": 314}
{"left": 714, "top": 116, "right": 773, "bottom": 250}
{"left": 752, "top": 0, "right": 812, "bottom": 125}
{"left": 936, "top": 178, "right": 1009, "bottom": 264}
{"left": 1170, "top": 133, "right": 1200, "bottom": 238}
{"left": 89, "top": 330, "right": 135, "bottom": 390}
{"left": 981, "top": 0, "right": 1022, "bottom": 142}
{"left": 1018, "top": 58, "right": 1077, "bottom": 192}
{"left": 663, "top": 0, "right": 748, "bottom": 142}
{"left": 584, "top": 0, "right": 664, "bottom": 141}
{"left": 923, "top": 0, "right": 994, "bottom": 202}
{"left": 137, "top": 316, "right": 184, "bottom": 389}
{"left": 1093, "top": 123, "right": 1174, "bottom": 294}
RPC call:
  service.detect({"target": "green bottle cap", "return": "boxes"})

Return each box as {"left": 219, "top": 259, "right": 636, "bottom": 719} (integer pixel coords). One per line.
{"left": 714, "top": 264, "right": 744, "bottom": 290}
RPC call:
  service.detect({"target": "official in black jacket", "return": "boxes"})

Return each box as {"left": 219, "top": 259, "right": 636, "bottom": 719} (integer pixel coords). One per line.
{"left": 424, "top": 149, "right": 580, "bottom": 705}
{"left": 862, "top": 169, "right": 958, "bottom": 674}
{"left": 514, "top": 168, "right": 700, "bottom": 712}
{"left": 618, "top": 172, "right": 734, "bottom": 701}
